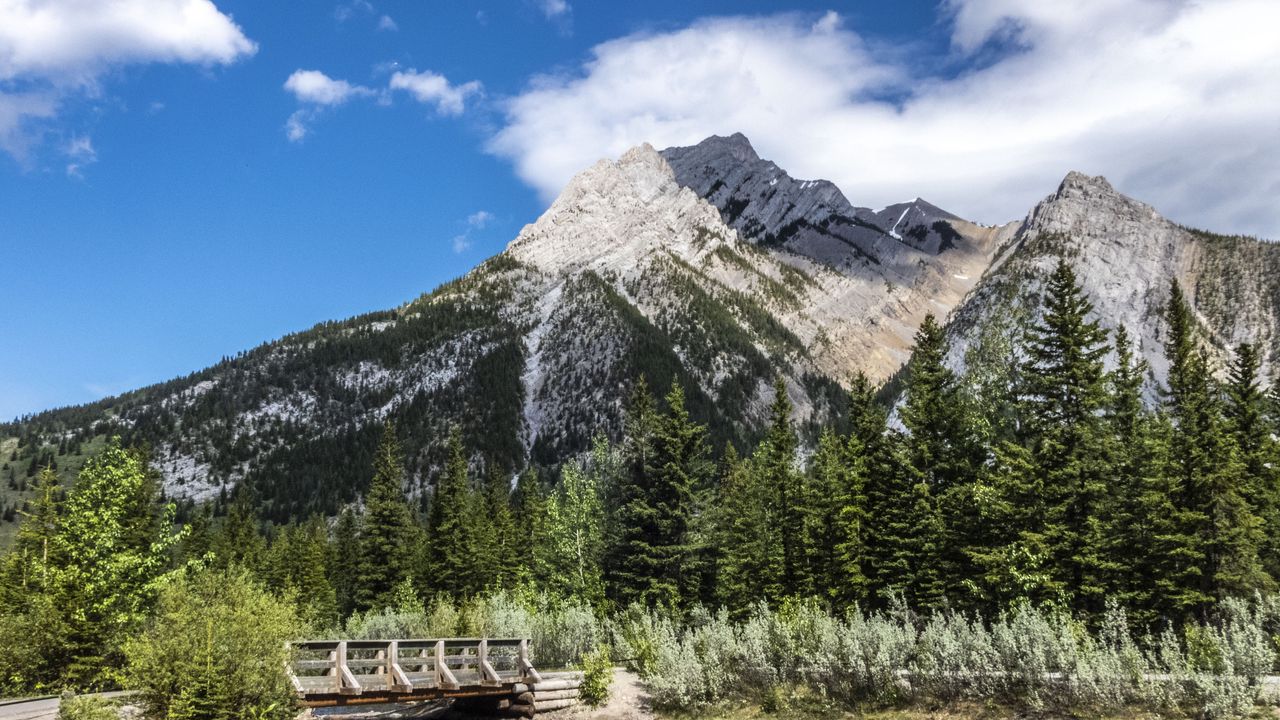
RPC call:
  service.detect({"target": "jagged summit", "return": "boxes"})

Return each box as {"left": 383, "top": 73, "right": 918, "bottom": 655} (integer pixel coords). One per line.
{"left": 661, "top": 134, "right": 987, "bottom": 264}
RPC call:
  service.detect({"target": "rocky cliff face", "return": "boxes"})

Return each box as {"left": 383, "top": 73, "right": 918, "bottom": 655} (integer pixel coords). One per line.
{"left": 662, "top": 133, "right": 1016, "bottom": 381}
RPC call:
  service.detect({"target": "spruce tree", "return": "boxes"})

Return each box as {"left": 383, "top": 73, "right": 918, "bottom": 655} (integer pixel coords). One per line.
{"left": 511, "top": 468, "right": 549, "bottom": 585}
{"left": 605, "top": 378, "right": 660, "bottom": 607}
{"left": 1163, "top": 281, "right": 1267, "bottom": 607}
{"left": 755, "top": 378, "right": 809, "bottom": 596}
{"left": 355, "top": 422, "right": 420, "bottom": 611}
{"left": 712, "top": 443, "right": 781, "bottom": 614}
{"left": 1018, "top": 258, "right": 1111, "bottom": 609}
{"left": 806, "top": 429, "right": 867, "bottom": 608}
{"left": 608, "top": 382, "right": 708, "bottom": 608}
{"left": 331, "top": 508, "right": 361, "bottom": 618}
{"left": 1226, "top": 342, "right": 1280, "bottom": 578}
{"left": 898, "top": 314, "right": 979, "bottom": 606}
{"left": 428, "top": 427, "right": 473, "bottom": 597}
{"left": 5, "top": 464, "right": 61, "bottom": 597}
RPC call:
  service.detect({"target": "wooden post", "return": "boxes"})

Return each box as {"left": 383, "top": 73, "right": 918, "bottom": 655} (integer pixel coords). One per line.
{"left": 479, "top": 638, "right": 501, "bottom": 684}
{"left": 436, "top": 640, "right": 460, "bottom": 689}
{"left": 389, "top": 640, "right": 413, "bottom": 693}
{"left": 518, "top": 638, "right": 542, "bottom": 684}
{"left": 337, "top": 640, "right": 362, "bottom": 695}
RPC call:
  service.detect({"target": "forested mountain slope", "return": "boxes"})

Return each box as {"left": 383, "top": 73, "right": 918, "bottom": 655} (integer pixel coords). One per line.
{"left": 4, "top": 136, "right": 1278, "bottom": 527}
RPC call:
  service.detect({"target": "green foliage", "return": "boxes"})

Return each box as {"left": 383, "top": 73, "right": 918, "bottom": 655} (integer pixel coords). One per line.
{"left": 355, "top": 422, "right": 420, "bottom": 611}
{"left": 123, "top": 565, "right": 299, "bottom": 720}
{"left": 579, "top": 645, "right": 613, "bottom": 707}
{"left": 56, "top": 692, "right": 117, "bottom": 720}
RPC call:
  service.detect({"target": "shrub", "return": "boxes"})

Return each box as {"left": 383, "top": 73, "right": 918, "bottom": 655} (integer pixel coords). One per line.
{"left": 579, "top": 645, "right": 613, "bottom": 707}
{"left": 57, "top": 692, "right": 117, "bottom": 720}
{"left": 123, "top": 566, "right": 300, "bottom": 720}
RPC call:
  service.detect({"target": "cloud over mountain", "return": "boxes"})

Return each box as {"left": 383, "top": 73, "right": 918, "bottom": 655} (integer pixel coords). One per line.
{"left": 490, "top": 1, "right": 1280, "bottom": 238}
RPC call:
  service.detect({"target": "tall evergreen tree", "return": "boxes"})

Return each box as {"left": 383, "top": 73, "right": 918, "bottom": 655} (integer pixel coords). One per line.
{"left": 1018, "top": 258, "right": 1111, "bottom": 609}
{"left": 355, "top": 422, "right": 420, "bottom": 611}
{"left": 898, "top": 314, "right": 979, "bottom": 606}
{"left": 608, "top": 382, "right": 709, "bottom": 608}
{"left": 428, "top": 427, "right": 473, "bottom": 597}
{"left": 331, "top": 508, "right": 361, "bottom": 618}
{"left": 1225, "top": 342, "right": 1280, "bottom": 578}
{"left": 712, "top": 443, "right": 781, "bottom": 614}
{"left": 755, "top": 378, "right": 809, "bottom": 596}
{"left": 1163, "top": 281, "right": 1267, "bottom": 607}
{"left": 805, "top": 429, "right": 867, "bottom": 608}
{"left": 605, "top": 378, "right": 660, "bottom": 606}
{"left": 511, "top": 468, "right": 549, "bottom": 585}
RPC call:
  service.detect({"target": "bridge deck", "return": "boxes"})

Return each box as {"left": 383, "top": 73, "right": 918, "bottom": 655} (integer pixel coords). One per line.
{"left": 289, "top": 638, "right": 543, "bottom": 707}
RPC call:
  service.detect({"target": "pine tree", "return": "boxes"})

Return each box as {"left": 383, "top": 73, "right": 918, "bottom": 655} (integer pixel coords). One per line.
{"left": 331, "top": 508, "right": 361, "bottom": 618}
{"left": 355, "top": 422, "right": 420, "bottom": 610}
{"left": 428, "top": 427, "right": 473, "bottom": 597}
{"left": 605, "top": 378, "right": 660, "bottom": 607}
{"left": 712, "top": 444, "right": 780, "bottom": 615}
{"left": 806, "top": 429, "right": 867, "bottom": 608}
{"left": 898, "top": 314, "right": 979, "bottom": 607}
{"left": 5, "top": 464, "right": 61, "bottom": 597}
{"left": 1018, "top": 258, "right": 1111, "bottom": 609}
{"left": 213, "top": 489, "right": 266, "bottom": 574}
{"left": 478, "top": 464, "right": 519, "bottom": 590}
{"left": 607, "top": 382, "right": 708, "bottom": 608}
{"left": 755, "top": 378, "right": 809, "bottom": 597}
{"left": 511, "top": 468, "right": 549, "bottom": 585}
{"left": 1225, "top": 342, "right": 1280, "bottom": 578}
{"left": 1163, "top": 281, "right": 1267, "bottom": 608}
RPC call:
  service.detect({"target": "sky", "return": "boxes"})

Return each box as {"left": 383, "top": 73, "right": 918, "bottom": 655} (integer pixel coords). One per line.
{"left": 1, "top": 0, "right": 1278, "bottom": 420}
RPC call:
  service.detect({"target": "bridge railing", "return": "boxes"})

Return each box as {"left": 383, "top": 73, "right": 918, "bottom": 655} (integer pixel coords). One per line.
{"left": 287, "top": 637, "right": 542, "bottom": 698}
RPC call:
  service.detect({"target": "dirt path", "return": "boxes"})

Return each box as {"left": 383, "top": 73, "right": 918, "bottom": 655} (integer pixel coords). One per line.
{"left": 542, "top": 667, "right": 654, "bottom": 720}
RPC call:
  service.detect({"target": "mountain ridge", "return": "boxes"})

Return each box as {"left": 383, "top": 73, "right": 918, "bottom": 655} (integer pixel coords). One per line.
{"left": 4, "top": 134, "right": 1278, "bottom": 525}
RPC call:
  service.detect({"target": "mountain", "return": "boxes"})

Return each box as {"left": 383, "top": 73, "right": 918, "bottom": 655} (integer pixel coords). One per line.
{"left": 3, "top": 134, "right": 1277, "bottom": 525}
{"left": 944, "top": 170, "right": 1280, "bottom": 394}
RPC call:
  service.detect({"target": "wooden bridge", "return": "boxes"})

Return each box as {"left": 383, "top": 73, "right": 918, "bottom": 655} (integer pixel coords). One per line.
{"left": 287, "top": 637, "right": 544, "bottom": 707}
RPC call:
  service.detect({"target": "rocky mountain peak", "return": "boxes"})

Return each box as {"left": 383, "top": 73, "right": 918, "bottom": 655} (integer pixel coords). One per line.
{"left": 505, "top": 142, "right": 728, "bottom": 275}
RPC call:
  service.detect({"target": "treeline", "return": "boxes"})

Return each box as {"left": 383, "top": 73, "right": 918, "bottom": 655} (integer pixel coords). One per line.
{"left": 5, "top": 258, "right": 1280, "bottom": 701}
{"left": 164, "top": 259, "right": 1280, "bottom": 631}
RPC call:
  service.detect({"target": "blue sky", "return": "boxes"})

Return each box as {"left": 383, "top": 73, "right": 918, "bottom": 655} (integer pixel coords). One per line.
{"left": 2, "top": 0, "right": 1277, "bottom": 419}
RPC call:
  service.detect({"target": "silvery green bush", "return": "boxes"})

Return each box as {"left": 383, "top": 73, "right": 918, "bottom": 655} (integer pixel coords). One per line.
{"left": 629, "top": 597, "right": 1278, "bottom": 717}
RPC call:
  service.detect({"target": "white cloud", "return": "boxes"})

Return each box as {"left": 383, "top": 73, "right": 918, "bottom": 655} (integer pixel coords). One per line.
{"left": 378, "top": 14, "right": 397, "bottom": 31}
{"left": 390, "top": 70, "right": 482, "bottom": 116}
{"left": 451, "top": 234, "right": 471, "bottom": 253}
{"left": 0, "top": 0, "right": 255, "bottom": 159}
{"left": 538, "top": 0, "right": 570, "bottom": 19}
{"left": 489, "top": 3, "right": 1280, "bottom": 238}
{"left": 467, "top": 210, "right": 494, "bottom": 228}
{"left": 64, "top": 134, "right": 95, "bottom": 177}
{"left": 284, "top": 69, "right": 372, "bottom": 105}
{"left": 811, "top": 10, "right": 840, "bottom": 34}
{"left": 282, "top": 67, "right": 480, "bottom": 140}
{"left": 284, "top": 109, "right": 313, "bottom": 142}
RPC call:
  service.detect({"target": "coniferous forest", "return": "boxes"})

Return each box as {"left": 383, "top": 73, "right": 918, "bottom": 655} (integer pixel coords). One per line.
{"left": 7, "top": 261, "right": 1280, "bottom": 717}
